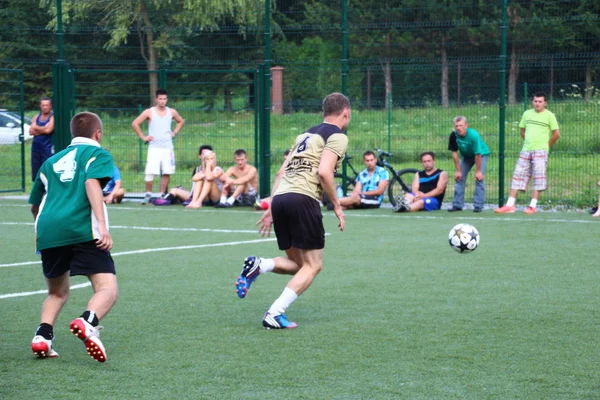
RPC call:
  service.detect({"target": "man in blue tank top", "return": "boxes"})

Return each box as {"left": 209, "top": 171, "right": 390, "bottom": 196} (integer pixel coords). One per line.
{"left": 29, "top": 97, "right": 55, "bottom": 181}
{"left": 393, "top": 151, "right": 448, "bottom": 212}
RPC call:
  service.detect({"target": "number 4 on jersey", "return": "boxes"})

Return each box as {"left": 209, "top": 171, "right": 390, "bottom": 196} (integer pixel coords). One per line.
{"left": 53, "top": 148, "right": 78, "bottom": 182}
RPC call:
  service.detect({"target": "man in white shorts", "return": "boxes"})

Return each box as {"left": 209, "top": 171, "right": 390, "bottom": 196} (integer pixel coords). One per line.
{"left": 132, "top": 88, "right": 185, "bottom": 204}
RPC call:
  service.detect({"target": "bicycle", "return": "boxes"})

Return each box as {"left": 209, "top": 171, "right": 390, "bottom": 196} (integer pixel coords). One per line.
{"left": 334, "top": 149, "right": 418, "bottom": 207}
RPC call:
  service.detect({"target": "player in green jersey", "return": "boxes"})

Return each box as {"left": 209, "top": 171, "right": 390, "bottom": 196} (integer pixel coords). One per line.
{"left": 29, "top": 112, "right": 118, "bottom": 363}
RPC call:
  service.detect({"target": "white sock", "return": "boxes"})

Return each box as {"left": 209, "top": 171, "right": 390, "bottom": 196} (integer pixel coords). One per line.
{"left": 268, "top": 287, "right": 298, "bottom": 316}
{"left": 226, "top": 196, "right": 235, "bottom": 205}
{"left": 506, "top": 197, "right": 516, "bottom": 207}
{"left": 220, "top": 195, "right": 227, "bottom": 204}
{"left": 529, "top": 199, "right": 538, "bottom": 208}
{"left": 259, "top": 258, "right": 275, "bottom": 274}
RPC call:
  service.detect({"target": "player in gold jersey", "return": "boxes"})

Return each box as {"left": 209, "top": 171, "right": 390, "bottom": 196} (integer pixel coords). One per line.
{"left": 234, "top": 93, "right": 351, "bottom": 329}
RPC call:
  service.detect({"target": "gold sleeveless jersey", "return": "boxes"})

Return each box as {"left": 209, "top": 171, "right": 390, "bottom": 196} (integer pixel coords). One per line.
{"left": 275, "top": 123, "right": 348, "bottom": 201}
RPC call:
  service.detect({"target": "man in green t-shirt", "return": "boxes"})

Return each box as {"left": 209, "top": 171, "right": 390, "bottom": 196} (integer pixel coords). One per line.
{"left": 447, "top": 116, "right": 491, "bottom": 213}
{"left": 29, "top": 112, "right": 118, "bottom": 363}
{"left": 496, "top": 92, "right": 560, "bottom": 214}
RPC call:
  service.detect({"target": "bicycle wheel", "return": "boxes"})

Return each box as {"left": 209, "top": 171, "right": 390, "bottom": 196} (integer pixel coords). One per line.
{"left": 388, "top": 168, "right": 419, "bottom": 207}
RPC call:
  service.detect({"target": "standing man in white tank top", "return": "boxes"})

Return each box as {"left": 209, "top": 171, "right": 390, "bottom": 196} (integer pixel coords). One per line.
{"left": 132, "top": 88, "right": 185, "bottom": 204}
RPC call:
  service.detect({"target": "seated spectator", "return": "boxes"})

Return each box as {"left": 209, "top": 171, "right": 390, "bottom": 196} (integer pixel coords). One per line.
{"left": 103, "top": 164, "right": 125, "bottom": 204}
{"left": 186, "top": 151, "right": 224, "bottom": 208}
{"left": 593, "top": 181, "right": 600, "bottom": 218}
{"left": 335, "top": 150, "right": 389, "bottom": 209}
{"left": 393, "top": 151, "right": 448, "bottom": 212}
{"left": 216, "top": 149, "right": 259, "bottom": 208}
{"left": 154, "top": 145, "right": 212, "bottom": 205}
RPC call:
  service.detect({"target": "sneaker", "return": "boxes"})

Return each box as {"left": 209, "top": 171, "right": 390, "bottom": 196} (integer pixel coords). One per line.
{"left": 235, "top": 256, "right": 261, "bottom": 298}
{"left": 152, "top": 198, "right": 171, "bottom": 206}
{"left": 495, "top": 205, "right": 515, "bottom": 213}
{"left": 141, "top": 193, "right": 152, "bottom": 205}
{"left": 524, "top": 206, "right": 537, "bottom": 214}
{"left": 215, "top": 202, "right": 233, "bottom": 208}
{"left": 262, "top": 313, "right": 298, "bottom": 329}
{"left": 589, "top": 206, "right": 598, "bottom": 215}
{"left": 448, "top": 206, "right": 463, "bottom": 212}
{"left": 182, "top": 199, "right": 192, "bottom": 206}
{"left": 473, "top": 207, "right": 483, "bottom": 213}
{"left": 392, "top": 195, "right": 410, "bottom": 213}
{"left": 70, "top": 318, "right": 107, "bottom": 363}
{"left": 31, "top": 335, "right": 59, "bottom": 358}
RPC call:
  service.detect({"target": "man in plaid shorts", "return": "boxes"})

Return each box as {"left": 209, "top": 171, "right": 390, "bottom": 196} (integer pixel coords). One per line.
{"left": 496, "top": 92, "right": 560, "bottom": 214}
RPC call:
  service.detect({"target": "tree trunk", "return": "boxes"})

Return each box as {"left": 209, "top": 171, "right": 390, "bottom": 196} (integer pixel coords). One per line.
{"left": 585, "top": 65, "right": 593, "bottom": 101}
{"left": 382, "top": 33, "right": 392, "bottom": 110}
{"left": 508, "top": 45, "right": 519, "bottom": 104}
{"left": 457, "top": 61, "right": 462, "bottom": 107}
{"left": 440, "top": 34, "right": 449, "bottom": 108}
{"left": 140, "top": 1, "right": 158, "bottom": 105}
{"left": 224, "top": 85, "right": 232, "bottom": 111}
{"left": 367, "top": 66, "right": 371, "bottom": 110}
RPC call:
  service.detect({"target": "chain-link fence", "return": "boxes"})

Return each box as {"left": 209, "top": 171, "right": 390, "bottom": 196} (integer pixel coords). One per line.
{"left": 1, "top": 0, "right": 598, "bottom": 207}
{"left": 0, "top": 69, "right": 26, "bottom": 192}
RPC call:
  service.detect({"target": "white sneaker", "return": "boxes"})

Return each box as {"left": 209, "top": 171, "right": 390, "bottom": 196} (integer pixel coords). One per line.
{"left": 70, "top": 317, "right": 107, "bottom": 363}
{"left": 31, "top": 335, "right": 59, "bottom": 358}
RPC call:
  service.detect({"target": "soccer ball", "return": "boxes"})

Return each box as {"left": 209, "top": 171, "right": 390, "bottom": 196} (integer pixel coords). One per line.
{"left": 448, "top": 223, "right": 480, "bottom": 253}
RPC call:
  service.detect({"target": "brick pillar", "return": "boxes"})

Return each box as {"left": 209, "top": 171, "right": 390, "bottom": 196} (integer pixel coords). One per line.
{"left": 271, "top": 66, "right": 284, "bottom": 115}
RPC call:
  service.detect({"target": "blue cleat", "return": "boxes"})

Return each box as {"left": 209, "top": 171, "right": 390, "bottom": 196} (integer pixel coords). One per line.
{"left": 262, "top": 313, "right": 298, "bottom": 329}
{"left": 235, "top": 256, "right": 261, "bottom": 298}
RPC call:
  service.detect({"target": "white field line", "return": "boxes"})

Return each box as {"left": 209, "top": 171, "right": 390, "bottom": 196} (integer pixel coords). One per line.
{"left": 0, "top": 282, "right": 91, "bottom": 299}
{"left": 0, "top": 237, "right": 275, "bottom": 269}
{"left": 0, "top": 202, "right": 597, "bottom": 224}
{"left": 0, "top": 221, "right": 259, "bottom": 234}
{"left": 0, "top": 237, "right": 275, "bottom": 299}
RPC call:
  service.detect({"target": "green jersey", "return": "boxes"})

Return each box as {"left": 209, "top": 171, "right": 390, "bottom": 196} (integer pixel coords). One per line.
{"left": 29, "top": 137, "right": 114, "bottom": 251}
{"left": 448, "top": 127, "right": 490, "bottom": 158}
{"left": 519, "top": 109, "right": 559, "bottom": 152}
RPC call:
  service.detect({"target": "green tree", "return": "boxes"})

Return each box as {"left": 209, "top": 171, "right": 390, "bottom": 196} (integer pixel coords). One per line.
{"left": 41, "top": 0, "right": 265, "bottom": 102}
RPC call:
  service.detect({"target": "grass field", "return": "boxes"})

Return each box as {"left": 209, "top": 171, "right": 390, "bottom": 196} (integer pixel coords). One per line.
{"left": 1, "top": 199, "right": 599, "bottom": 399}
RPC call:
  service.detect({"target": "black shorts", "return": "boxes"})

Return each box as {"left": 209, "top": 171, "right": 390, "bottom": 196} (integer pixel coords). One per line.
{"left": 357, "top": 194, "right": 381, "bottom": 209}
{"left": 272, "top": 193, "right": 325, "bottom": 250}
{"left": 41, "top": 240, "right": 116, "bottom": 279}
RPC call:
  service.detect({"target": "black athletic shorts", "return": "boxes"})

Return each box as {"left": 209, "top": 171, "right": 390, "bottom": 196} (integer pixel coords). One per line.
{"left": 357, "top": 194, "right": 381, "bottom": 209}
{"left": 271, "top": 192, "right": 325, "bottom": 250}
{"left": 41, "top": 240, "right": 116, "bottom": 279}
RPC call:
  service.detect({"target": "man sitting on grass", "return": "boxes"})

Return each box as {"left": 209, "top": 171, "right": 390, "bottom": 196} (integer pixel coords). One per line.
{"left": 393, "top": 151, "right": 448, "bottom": 213}
{"left": 333, "top": 150, "right": 389, "bottom": 210}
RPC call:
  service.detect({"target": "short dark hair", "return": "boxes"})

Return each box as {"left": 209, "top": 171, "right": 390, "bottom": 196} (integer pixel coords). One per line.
{"left": 322, "top": 92, "right": 351, "bottom": 117}
{"left": 420, "top": 151, "right": 436, "bottom": 161}
{"left": 363, "top": 150, "right": 376, "bottom": 159}
{"left": 283, "top": 149, "right": 290, "bottom": 157}
{"left": 199, "top": 145, "right": 213, "bottom": 155}
{"left": 40, "top": 97, "right": 52, "bottom": 105}
{"left": 533, "top": 91, "right": 547, "bottom": 101}
{"left": 156, "top": 88, "right": 168, "bottom": 97}
{"left": 234, "top": 149, "right": 247, "bottom": 157}
{"left": 70, "top": 112, "right": 102, "bottom": 139}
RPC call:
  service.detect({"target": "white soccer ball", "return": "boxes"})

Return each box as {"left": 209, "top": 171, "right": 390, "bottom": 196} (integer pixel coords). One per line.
{"left": 448, "top": 223, "right": 480, "bottom": 254}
